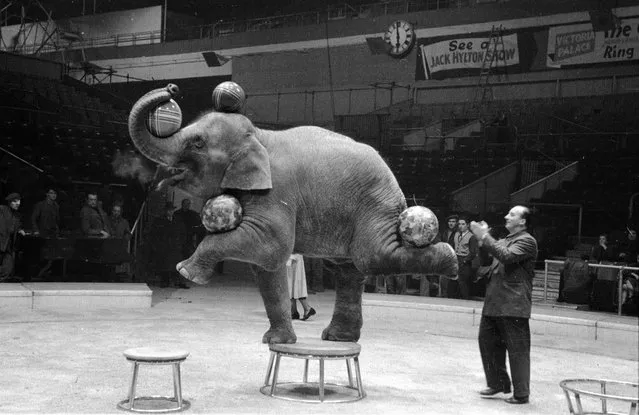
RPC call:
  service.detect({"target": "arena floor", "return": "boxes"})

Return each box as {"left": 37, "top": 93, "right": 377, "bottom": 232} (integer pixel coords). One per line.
{"left": 0, "top": 266, "right": 637, "bottom": 415}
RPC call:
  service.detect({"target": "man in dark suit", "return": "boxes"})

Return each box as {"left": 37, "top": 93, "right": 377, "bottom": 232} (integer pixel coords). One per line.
{"left": 470, "top": 205, "right": 538, "bottom": 405}
{"left": 438, "top": 214, "right": 458, "bottom": 297}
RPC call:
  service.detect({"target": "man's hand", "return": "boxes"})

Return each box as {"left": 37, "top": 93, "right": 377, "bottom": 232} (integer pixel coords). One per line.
{"left": 100, "top": 230, "right": 110, "bottom": 238}
{"left": 470, "top": 221, "right": 490, "bottom": 240}
{"left": 18, "top": 230, "right": 26, "bottom": 236}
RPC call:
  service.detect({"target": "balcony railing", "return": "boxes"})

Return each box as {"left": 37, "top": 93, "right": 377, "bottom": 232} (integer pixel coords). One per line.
{"left": 12, "top": 0, "right": 475, "bottom": 54}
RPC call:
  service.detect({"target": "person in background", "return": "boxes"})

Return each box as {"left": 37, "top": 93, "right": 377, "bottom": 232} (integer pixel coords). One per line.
{"left": 80, "top": 192, "right": 110, "bottom": 238}
{"left": 470, "top": 205, "right": 538, "bottom": 405}
{"left": 173, "top": 198, "right": 204, "bottom": 259}
{"left": 109, "top": 204, "right": 132, "bottom": 280}
{"left": 618, "top": 228, "right": 638, "bottom": 262}
{"left": 149, "top": 202, "right": 189, "bottom": 289}
{"left": 287, "top": 253, "right": 316, "bottom": 320}
{"left": 439, "top": 214, "right": 459, "bottom": 297}
{"left": 0, "top": 193, "right": 26, "bottom": 281}
{"left": 454, "top": 216, "right": 478, "bottom": 299}
{"left": 31, "top": 188, "right": 60, "bottom": 238}
{"left": 590, "top": 233, "right": 615, "bottom": 263}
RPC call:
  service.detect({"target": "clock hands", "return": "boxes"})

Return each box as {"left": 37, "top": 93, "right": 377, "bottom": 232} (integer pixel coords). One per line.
{"left": 395, "top": 22, "right": 400, "bottom": 49}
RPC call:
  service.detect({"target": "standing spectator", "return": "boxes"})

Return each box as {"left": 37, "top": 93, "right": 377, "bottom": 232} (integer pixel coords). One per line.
{"left": 109, "top": 204, "right": 132, "bottom": 280}
{"left": 148, "top": 202, "right": 188, "bottom": 289}
{"left": 440, "top": 214, "right": 459, "bottom": 246}
{"left": 31, "top": 188, "right": 60, "bottom": 237}
{"left": 31, "top": 188, "right": 61, "bottom": 279}
{"left": 109, "top": 204, "right": 131, "bottom": 239}
{"left": 591, "top": 234, "right": 615, "bottom": 263}
{"left": 80, "top": 192, "right": 110, "bottom": 238}
{"left": 287, "top": 253, "right": 316, "bottom": 320}
{"left": 173, "top": 198, "right": 204, "bottom": 259}
{"left": 0, "top": 193, "right": 26, "bottom": 281}
{"left": 439, "top": 214, "right": 458, "bottom": 297}
{"left": 454, "top": 216, "right": 478, "bottom": 299}
{"left": 621, "top": 253, "right": 639, "bottom": 309}
{"left": 470, "top": 205, "right": 538, "bottom": 405}
{"left": 618, "top": 228, "right": 638, "bottom": 262}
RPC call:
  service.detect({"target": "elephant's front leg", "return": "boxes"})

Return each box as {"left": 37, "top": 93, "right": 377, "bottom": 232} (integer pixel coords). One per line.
{"left": 255, "top": 265, "right": 296, "bottom": 344}
{"left": 322, "top": 264, "right": 366, "bottom": 342}
{"left": 176, "top": 220, "right": 291, "bottom": 284}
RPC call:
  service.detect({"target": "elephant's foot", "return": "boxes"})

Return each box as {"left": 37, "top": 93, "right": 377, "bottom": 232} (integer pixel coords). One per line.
{"left": 262, "top": 327, "right": 297, "bottom": 344}
{"left": 321, "top": 323, "right": 361, "bottom": 342}
{"left": 176, "top": 257, "right": 215, "bottom": 285}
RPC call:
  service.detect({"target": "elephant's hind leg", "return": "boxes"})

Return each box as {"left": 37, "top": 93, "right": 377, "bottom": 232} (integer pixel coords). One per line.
{"left": 322, "top": 264, "right": 366, "bottom": 342}
{"left": 256, "top": 265, "right": 297, "bottom": 344}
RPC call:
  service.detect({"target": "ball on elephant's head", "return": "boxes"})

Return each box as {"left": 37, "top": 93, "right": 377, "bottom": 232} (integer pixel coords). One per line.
{"left": 398, "top": 206, "right": 439, "bottom": 248}
{"left": 201, "top": 194, "right": 243, "bottom": 233}
{"left": 146, "top": 99, "right": 182, "bottom": 138}
{"left": 212, "top": 81, "right": 246, "bottom": 113}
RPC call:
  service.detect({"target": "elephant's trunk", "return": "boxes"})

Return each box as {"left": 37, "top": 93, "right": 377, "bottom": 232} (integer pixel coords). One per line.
{"left": 128, "top": 84, "right": 183, "bottom": 166}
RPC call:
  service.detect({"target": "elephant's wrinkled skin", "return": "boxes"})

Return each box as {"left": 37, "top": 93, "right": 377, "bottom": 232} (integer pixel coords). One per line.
{"left": 129, "top": 84, "right": 458, "bottom": 344}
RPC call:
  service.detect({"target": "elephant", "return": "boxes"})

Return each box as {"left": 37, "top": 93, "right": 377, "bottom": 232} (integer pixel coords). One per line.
{"left": 128, "top": 84, "right": 458, "bottom": 344}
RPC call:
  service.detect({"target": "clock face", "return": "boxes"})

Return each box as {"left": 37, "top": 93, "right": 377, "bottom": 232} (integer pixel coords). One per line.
{"left": 384, "top": 20, "right": 416, "bottom": 58}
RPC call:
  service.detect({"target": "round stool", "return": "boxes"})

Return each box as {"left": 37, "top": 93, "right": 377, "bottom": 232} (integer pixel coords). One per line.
{"left": 117, "top": 347, "right": 191, "bottom": 413}
{"left": 260, "top": 338, "right": 365, "bottom": 403}
{"left": 559, "top": 379, "right": 638, "bottom": 415}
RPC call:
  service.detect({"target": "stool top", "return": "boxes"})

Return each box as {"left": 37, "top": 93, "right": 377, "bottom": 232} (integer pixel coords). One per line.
{"left": 269, "top": 338, "right": 361, "bottom": 356}
{"left": 123, "top": 347, "right": 190, "bottom": 362}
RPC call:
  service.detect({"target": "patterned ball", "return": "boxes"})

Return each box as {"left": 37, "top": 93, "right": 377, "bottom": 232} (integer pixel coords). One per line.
{"left": 398, "top": 206, "right": 439, "bottom": 248}
{"left": 201, "top": 194, "right": 243, "bottom": 233}
{"left": 212, "top": 81, "right": 246, "bottom": 113}
{"left": 146, "top": 99, "right": 182, "bottom": 138}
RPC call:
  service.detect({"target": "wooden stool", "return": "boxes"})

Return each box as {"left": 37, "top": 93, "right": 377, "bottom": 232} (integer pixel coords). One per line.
{"left": 261, "top": 338, "right": 365, "bottom": 403}
{"left": 118, "top": 347, "right": 190, "bottom": 413}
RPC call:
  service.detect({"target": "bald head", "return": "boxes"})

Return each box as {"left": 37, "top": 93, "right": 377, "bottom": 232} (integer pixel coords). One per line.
{"left": 504, "top": 205, "right": 531, "bottom": 234}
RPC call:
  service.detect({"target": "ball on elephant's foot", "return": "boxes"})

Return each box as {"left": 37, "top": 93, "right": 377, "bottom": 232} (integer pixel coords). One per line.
{"left": 146, "top": 99, "right": 182, "bottom": 138}
{"left": 212, "top": 81, "right": 246, "bottom": 113}
{"left": 201, "top": 194, "right": 243, "bottom": 233}
{"left": 398, "top": 206, "right": 439, "bottom": 248}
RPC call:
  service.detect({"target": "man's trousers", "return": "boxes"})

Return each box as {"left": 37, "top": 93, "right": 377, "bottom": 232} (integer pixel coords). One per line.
{"left": 478, "top": 315, "right": 531, "bottom": 399}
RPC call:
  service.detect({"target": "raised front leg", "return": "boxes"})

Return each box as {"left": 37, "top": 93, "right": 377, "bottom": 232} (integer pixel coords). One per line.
{"left": 322, "top": 264, "right": 366, "bottom": 342}
{"left": 177, "top": 214, "right": 293, "bottom": 284}
{"left": 255, "top": 265, "right": 297, "bottom": 344}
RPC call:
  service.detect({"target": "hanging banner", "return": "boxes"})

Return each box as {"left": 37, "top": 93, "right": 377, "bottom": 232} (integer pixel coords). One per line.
{"left": 546, "top": 18, "right": 639, "bottom": 67}
{"left": 418, "top": 33, "right": 520, "bottom": 80}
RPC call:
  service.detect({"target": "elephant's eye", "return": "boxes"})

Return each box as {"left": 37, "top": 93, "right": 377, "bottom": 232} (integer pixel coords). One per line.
{"left": 192, "top": 137, "right": 205, "bottom": 149}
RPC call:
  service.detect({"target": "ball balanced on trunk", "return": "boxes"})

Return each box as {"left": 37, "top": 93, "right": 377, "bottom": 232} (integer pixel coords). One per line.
{"left": 146, "top": 99, "right": 182, "bottom": 138}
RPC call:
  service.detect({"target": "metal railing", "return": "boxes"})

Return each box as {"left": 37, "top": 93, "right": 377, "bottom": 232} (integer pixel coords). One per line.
{"left": 11, "top": 0, "right": 476, "bottom": 53}
{"left": 544, "top": 259, "right": 639, "bottom": 316}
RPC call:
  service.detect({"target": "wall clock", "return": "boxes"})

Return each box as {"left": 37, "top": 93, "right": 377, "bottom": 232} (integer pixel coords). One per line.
{"left": 384, "top": 20, "right": 417, "bottom": 59}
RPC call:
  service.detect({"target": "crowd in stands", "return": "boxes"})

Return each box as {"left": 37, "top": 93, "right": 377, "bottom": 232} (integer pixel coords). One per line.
{"left": 558, "top": 228, "right": 639, "bottom": 316}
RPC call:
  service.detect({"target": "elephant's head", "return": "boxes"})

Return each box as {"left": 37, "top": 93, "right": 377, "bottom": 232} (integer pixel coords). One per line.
{"left": 128, "top": 84, "right": 272, "bottom": 198}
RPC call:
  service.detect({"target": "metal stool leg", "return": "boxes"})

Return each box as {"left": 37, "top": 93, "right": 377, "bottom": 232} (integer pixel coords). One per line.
{"left": 303, "top": 359, "right": 309, "bottom": 383}
{"left": 172, "top": 363, "right": 183, "bottom": 408}
{"left": 264, "top": 352, "right": 275, "bottom": 386}
{"left": 319, "top": 358, "right": 325, "bottom": 402}
{"left": 354, "top": 356, "right": 365, "bottom": 398}
{"left": 346, "top": 358, "right": 353, "bottom": 388}
{"left": 128, "top": 362, "right": 140, "bottom": 409}
{"left": 269, "top": 353, "right": 282, "bottom": 396}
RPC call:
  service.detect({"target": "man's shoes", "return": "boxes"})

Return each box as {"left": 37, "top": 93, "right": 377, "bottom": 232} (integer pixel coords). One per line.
{"left": 302, "top": 308, "right": 316, "bottom": 321}
{"left": 174, "top": 283, "right": 190, "bottom": 289}
{"left": 505, "top": 396, "right": 529, "bottom": 405}
{"left": 291, "top": 311, "right": 300, "bottom": 320}
{"left": 479, "top": 387, "right": 511, "bottom": 398}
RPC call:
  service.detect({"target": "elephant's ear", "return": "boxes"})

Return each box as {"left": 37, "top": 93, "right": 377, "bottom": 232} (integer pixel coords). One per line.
{"left": 221, "top": 134, "right": 272, "bottom": 190}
